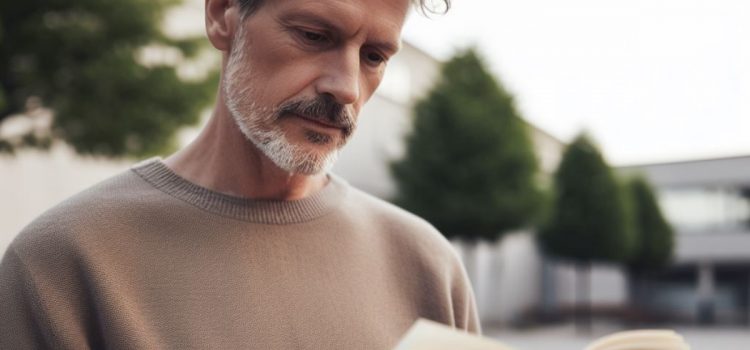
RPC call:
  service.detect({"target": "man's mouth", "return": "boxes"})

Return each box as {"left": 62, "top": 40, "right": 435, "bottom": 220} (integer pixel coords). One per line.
{"left": 292, "top": 113, "right": 345, "bottom": 130}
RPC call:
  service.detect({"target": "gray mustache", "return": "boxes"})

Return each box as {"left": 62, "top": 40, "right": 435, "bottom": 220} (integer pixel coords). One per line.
{"left": 277, "top": 96, "right": 355, "bottom": 136}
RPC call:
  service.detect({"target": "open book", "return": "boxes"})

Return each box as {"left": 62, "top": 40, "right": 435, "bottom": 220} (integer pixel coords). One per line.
{"left": 394, "top": 319, "right": 690, "bottom": 350}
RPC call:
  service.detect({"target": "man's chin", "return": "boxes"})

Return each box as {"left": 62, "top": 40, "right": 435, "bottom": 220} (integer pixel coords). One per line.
{"left": 239, "top": 123, "right": 341, "bottom": 175}
{"left": 264, "top": 141, "right": 339, "bottom": 175}
{"left": 283, "top": 152, "right": 338, "bottom": 175}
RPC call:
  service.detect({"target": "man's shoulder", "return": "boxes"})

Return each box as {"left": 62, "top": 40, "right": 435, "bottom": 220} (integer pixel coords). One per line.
{"left": 8, "top": 166, "right": 158, "bottom": 259}
{"left": 342, "top": 185, "right": 458, "bottom": 260}
{"left": 344, "top": 185, "right": 435, "bottom": 233}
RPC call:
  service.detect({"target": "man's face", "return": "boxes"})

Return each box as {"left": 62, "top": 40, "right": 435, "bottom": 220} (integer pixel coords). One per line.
{"left": 223, "top": 0, "right": 409, "bottom": 175}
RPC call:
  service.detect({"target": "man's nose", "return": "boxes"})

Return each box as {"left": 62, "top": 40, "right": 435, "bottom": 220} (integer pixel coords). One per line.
{"left": 315, "top": 50, "right": 361, "bottom": 105}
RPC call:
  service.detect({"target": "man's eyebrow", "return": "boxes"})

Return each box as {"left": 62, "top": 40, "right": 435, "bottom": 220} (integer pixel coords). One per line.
{"left": 279, "top": 12, "right": 401, "bottom": 54}
{"left": 280, "top": 12, "right": 341, "bottom": 33}
{"left": 373, "top": 39, "right": 402, "bottom": 56}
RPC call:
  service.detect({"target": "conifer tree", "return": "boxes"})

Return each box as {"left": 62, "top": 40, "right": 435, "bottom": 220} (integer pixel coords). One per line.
{"left": 627, "top": 176, "right": 674, "bottom": 271}
{"left": 625, "top": 176, "right": 674, "bottom": 316}
{"left": 540, "top": 134, "right": 635, "bottom": 262}
{"left": 539, "top": 133, "right": 635, "bottom": 332}
{"left": 392, "top": 48, "right": 541, "bottom": 244}
{"left": 0, "top": 0, "right": 217, "bottom": 157}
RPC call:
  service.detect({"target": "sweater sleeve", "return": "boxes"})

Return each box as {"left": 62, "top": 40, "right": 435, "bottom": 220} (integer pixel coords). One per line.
{"left": 453, "top": 262, "right": 482, "bottom": 335}
{"left": 463, "top": 283, "right": 482, "bottom": 335}
{"left": 0, "top": 247, "right": 57, "bottom": 349}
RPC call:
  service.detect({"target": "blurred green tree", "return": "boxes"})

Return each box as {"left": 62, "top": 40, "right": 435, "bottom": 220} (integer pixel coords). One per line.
{"left": 0, "top": 0, "right": 218, "bottom": 157}
{"left": 627, "top": 176, "right": 673, "bottom": 271}
{"left": 625, "top": 176, "right": 674, "bottom": 318}
{"left": 539, "top": 133, "right": 636, "bottom": 332}
{"left": 391, "top": 48, "right": 541, "bottom": 276}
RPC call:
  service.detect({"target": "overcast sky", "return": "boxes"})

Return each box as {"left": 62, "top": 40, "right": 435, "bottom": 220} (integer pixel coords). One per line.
{"left": 402, "top": 0, "right": 750, "bottom": 165}
{"left": 170, "top": 0, "right": 749, "bottom": 166}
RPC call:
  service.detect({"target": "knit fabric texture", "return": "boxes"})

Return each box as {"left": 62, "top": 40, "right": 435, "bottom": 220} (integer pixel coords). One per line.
{"left": 0, "top": 158, "right": 480, "bottom": 349}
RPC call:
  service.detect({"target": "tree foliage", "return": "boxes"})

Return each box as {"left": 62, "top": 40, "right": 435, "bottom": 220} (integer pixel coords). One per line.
{"left": 539, "top": 134, "right": 635, "bottom": 263}
{"left": 626, "top": 176, "right": 674, "bottom": 272}
{"left": 391, "top": 48, "right": 541, "bottom": 242}
{"left": 0, "top": 0, "right": 218, "bottom": 157}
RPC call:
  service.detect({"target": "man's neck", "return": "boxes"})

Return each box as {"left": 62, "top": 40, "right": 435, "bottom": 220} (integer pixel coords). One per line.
{"left": 163, "top": 106, "right": 328, "bottom": 201}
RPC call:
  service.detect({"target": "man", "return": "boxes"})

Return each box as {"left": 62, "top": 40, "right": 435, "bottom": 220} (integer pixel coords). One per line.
{"left": 0, "top": 0, "right": 480, "bottom": 348}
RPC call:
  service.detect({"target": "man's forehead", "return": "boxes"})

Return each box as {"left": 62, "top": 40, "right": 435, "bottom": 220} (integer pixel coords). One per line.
{"left": 266, "top": 0, "right": 408, "bottom": 49}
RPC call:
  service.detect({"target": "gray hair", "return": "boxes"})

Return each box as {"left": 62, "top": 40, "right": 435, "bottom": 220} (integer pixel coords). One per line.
{"left": 235, "top": 0, "right": 451, "bottom": 18}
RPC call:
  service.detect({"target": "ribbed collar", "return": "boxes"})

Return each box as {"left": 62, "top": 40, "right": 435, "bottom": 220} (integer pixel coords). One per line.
{"left": 131, "top": 158, "right": 348, "bottom": 224}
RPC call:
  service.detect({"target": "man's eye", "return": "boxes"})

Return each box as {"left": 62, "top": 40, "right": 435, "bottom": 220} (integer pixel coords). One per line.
{"left": 302, "top": 31, "right": 327, "bottom": 43}
{"left": 365, "top": 52, "right": 386, "bottom": 66}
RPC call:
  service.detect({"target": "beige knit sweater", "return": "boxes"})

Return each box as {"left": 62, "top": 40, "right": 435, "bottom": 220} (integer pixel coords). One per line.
{"left": 0, "top": 159, "right": 480, "bottom": 349}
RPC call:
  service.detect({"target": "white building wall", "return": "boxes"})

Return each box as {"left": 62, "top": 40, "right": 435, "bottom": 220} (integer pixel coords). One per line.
{"left": 333, "top": 94, "right": 413, "bottom": 199}
{"left": 676, "top": 232, "right": 750, "bottom": 263}
{"left": 528, "top": 126, "right": 565, "bottom": 176}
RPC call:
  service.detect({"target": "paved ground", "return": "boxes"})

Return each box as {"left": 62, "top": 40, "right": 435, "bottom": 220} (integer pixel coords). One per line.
{"left": 486, "top": 323, "right": 750, "bottom": 350}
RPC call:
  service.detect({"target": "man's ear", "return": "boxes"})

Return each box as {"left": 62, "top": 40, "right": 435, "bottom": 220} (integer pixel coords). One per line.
{"left": 206, "top": 0, "right": 238, "bottom": 51}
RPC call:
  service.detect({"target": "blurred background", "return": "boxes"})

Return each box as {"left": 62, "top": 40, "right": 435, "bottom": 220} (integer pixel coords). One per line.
{"left": 1, "top": 0, "right": 749, "bottom": 349}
